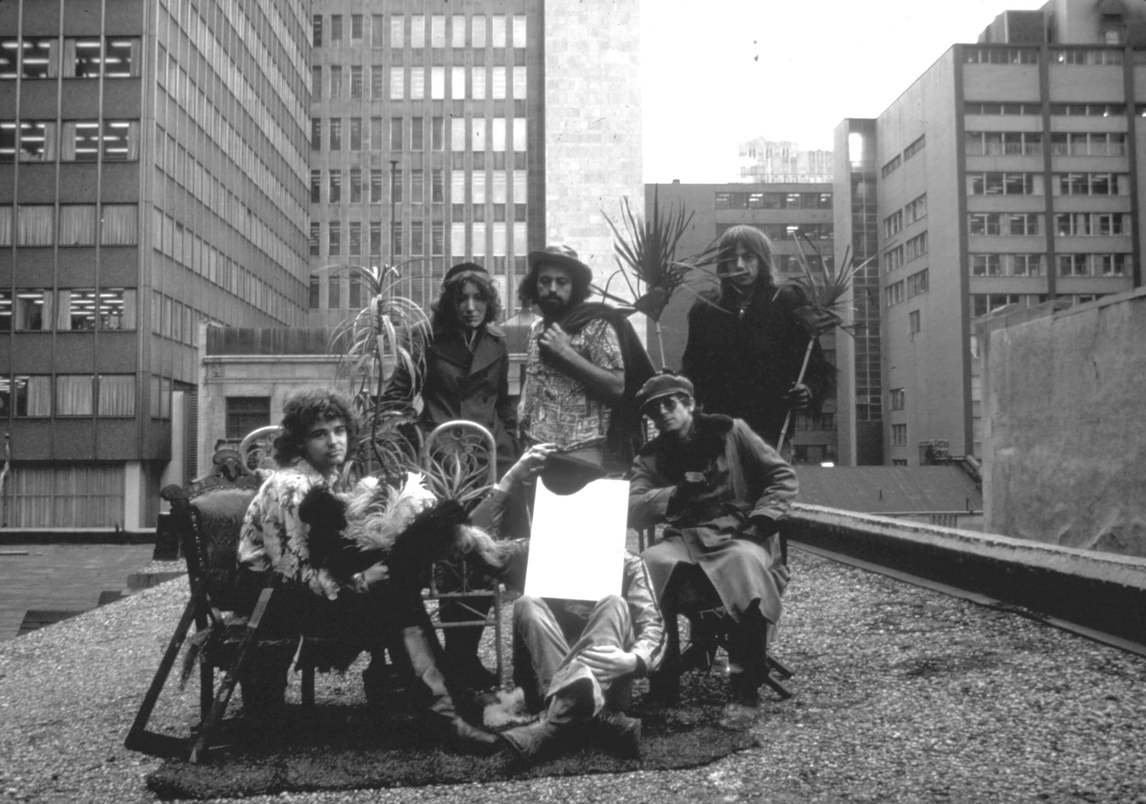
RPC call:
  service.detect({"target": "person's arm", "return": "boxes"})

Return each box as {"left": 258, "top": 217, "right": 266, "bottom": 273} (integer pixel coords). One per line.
{"left": 468, "top": 443, "right": 555, "bottom": 535}
{"left": 236, "top": 485, "right": 273, "bottom": 572}
{"left": 378, "top": 358, "right": 417, "bottom": 414}
{"left": 733, "top": 419, "right": 798, "bottom": 535}
{"left": 538, "top": 320, "right": 624, "bottom": 402}
{"left": 627, "top": 452, "right": 677, "bottom": 528}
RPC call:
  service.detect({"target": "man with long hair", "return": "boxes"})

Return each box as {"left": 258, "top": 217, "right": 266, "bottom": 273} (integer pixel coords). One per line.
{"left": 516, "top": 244, "right": 653, "bottom": 475}
{"left": 237, "top": 389, "right": 499, "bottom": 753}
{"left": 681, "top": 225, "right": 830, "bottom": 447}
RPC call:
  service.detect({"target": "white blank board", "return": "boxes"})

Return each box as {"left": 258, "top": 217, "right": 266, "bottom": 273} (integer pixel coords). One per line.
{"left": 523, "top": 477, "right": 628, "bottom": 601}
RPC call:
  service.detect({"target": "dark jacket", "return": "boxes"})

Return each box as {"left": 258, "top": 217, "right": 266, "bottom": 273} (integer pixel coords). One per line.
{"left": 381, "top": 325, "right": 518, "bottom": 471}
{"left": 681, "top": 282, "right": 831, "bottom": 446}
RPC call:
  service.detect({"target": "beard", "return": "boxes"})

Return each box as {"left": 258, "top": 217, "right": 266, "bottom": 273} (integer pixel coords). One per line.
{"left": 537, "top": 295, "right": 568, "bottom": 319}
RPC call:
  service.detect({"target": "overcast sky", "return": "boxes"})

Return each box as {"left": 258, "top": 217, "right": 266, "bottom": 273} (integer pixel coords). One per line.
{"left": 641, "top": 0, "right": 1050, "bottom": 183}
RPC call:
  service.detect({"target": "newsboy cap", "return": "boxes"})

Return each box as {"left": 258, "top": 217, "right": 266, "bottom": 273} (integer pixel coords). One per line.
{"left": 635, "top": 372, "right": 695, "bottom": 413}
{"left": 527, "top": 244, "right": 592, "bottom": 285}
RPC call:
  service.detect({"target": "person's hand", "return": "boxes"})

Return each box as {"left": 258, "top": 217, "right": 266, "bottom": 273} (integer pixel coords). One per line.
{"left": 579, "top": 644, "right": 638, "bottom": 682}
{"left": 538, "top": 322, "right": 573, "bottom": 361}
{"left": 783, "top": 382, "right": 812, "bottom": 410}
{"left": 676, "top": 471, "right": 708, "bottom": 499}
{"left": 502, "top": 443, "right": 556, "bottom": 489}
{"left": 748, "top": 516, "right": 779, "bottom": 543}
{"left": 353, "top": 561, "right": 390, "bottom": 592}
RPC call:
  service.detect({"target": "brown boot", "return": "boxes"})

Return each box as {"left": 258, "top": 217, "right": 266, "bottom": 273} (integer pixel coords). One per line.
{"left": 400, "top": 624, "right": 500, "bottom": 755}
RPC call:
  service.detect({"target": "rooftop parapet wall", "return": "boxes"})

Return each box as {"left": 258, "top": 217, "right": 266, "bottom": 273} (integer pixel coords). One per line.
{"left": 980, "top": 288, "right": 1146, "bottom": 558}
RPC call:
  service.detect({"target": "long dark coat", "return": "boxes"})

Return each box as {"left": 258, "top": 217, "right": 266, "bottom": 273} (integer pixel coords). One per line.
{"left": 382, "top": 325, "right": 518, "bottom": 473}
{"left": 681, "top": 282, "right": 830, "bottom": 446}
{"left": 628, "top": 413, "right": 797, "bottom": 625}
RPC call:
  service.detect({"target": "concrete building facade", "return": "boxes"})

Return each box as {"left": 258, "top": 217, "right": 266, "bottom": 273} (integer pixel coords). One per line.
{"left": 0, "top": 0, "right": 311, "bottom": 528}
{"left": 855, "top": 0, "right": 1144, "bottom": 467}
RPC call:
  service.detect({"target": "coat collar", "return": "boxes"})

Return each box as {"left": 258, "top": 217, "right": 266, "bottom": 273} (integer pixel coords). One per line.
{"left": 429, "top": 326, "right": 504, "bottom": 373}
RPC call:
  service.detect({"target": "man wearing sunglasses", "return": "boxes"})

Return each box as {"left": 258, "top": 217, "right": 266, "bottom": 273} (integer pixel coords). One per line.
{"left": 628, "top": 372, "right": 797, "bottom": 716}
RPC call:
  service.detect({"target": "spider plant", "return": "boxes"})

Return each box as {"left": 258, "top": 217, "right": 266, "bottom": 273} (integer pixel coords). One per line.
{"left": 775, "top": 233, "right": 874, "bottom": 451}
{"left": 601, "top": 190, "right": 720, "bottom": 367}
{"left": 329, "top": 262, "right": 432, "bottom": 482}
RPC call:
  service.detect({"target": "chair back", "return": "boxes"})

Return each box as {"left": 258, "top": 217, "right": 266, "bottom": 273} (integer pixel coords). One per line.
{"left": 419, "top": 419, "right": 497, "bottom": 504}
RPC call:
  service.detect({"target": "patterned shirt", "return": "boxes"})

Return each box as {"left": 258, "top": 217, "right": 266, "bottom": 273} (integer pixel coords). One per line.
{"left": 518, "top": 316, "right": 624, "bottom": 451}
{"left": 237, "top": 460, "right": 344, "bottom": 600}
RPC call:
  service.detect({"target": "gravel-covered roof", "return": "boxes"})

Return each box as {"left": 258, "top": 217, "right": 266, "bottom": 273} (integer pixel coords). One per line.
{"left": 2, "top": 550, "right": 1144, "bottom": 803}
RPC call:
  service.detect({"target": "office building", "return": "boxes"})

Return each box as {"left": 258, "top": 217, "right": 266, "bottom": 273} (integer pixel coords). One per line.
{"left": 739, "top": 138, "right": 833, "bottom": 184}
{"left": 0, "top": 0, "right": 311, "bottom": 527}
{"left": 852, "top": 0, "right": 1143, "bottom": 466}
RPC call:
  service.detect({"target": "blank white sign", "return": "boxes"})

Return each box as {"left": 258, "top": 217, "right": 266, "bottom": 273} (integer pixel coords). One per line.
{"left": 523, "top": 477, "right": 628, "bottom": 601}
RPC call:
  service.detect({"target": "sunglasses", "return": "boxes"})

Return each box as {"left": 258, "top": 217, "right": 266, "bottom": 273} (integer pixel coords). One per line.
{"left": 643, "top": 395, "right": 685, "bottom": 415}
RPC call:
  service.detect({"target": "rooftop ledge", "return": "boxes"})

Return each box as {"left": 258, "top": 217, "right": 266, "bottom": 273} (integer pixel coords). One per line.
{"left": 786, "top": 503, "right": 1146, "bottom": 650}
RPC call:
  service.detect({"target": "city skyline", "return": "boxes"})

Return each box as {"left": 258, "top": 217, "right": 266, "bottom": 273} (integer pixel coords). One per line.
{"left": 641, "top": 0, "right": 1048, "bottom": 182}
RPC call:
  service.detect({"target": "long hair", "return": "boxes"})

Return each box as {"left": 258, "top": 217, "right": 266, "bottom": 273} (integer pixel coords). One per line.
{"left": 273, "top": 389, "right": 359, "bottom": 466}
{"left": 516, "top": 262, "right": 591, "bottom": 310}
{"left": 430, "top": 267, "right": 502, "bottom": 333}
{"left": 716, "top": 225, "right": 781, "bottom": 294}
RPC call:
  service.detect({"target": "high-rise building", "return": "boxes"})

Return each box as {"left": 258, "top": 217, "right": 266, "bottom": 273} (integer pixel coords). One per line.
{"left": 645, "top": 181, "right": 839, "bottom": 465}
{"left": 849, "top": 0, "right": 1143, "bottom": 466}
{"left": 738, "top": 139, "right": 834, "bottom": 184}
{"left": 0, "top": 0, "right": 311, "bottom": 527}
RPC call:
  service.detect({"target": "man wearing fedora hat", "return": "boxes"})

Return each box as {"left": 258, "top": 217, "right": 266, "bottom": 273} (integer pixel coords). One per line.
{"left": 628, "top": 371, "right": 797, "bottom": 716}
{"left": 516, "top": 244, "right": 653, "bottom": 476}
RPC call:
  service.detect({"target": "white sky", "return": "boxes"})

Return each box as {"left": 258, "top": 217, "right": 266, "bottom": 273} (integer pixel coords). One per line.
{"left": 641, "top": 0, "right": 1050, "bottom": 182}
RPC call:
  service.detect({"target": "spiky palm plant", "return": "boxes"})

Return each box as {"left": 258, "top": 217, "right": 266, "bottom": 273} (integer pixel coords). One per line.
{"left": 776, "top": 233, "right": 874, "bottom": 452}
{"left": 602, "top": 191, "right": 720, "bottom": 367}
{"left": 329, "top": 262, "right": 432, "bottom": 483}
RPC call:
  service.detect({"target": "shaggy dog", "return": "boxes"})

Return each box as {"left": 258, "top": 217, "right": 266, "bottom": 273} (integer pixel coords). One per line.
{"left": 299, "top": 472, "right": 511, "bottom": 591}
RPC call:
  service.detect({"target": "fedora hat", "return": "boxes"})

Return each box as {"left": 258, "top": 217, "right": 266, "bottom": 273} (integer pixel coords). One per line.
{"left": 527, "top": 244, "right": 591, "bottom": 285}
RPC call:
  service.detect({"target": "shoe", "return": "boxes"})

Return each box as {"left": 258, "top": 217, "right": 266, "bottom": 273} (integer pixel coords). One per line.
{"left": 498, "top": 717, "right": 563, "bottom": 765}
{"left": 592, "top": 709, "right": 642, "bottom": 759}
{"left": 729, "top": 671, "right": 761, "bottom": 708}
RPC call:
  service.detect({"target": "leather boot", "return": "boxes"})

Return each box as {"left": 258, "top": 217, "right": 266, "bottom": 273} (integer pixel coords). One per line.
{"left": 400, "top": 624, "right": 500, "bottom": 754}
{"left": 498, "top": 677, "right": 593, "bottom": 765}
{"left": 591, "top": 709, "right": 642, "bottom": 759}
{"left": 441, "top": 613, "right": 498, "bottom": 691}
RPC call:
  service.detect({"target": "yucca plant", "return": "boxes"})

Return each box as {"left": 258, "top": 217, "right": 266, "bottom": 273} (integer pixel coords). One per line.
{"left": 601, "top": 190, "right": 720, "bottom": 367}
{"left": 776, "top": 233, "right": 875, "bottom": 452}
{"left": 329, "top": 262, "right": 432, "bottom": 483}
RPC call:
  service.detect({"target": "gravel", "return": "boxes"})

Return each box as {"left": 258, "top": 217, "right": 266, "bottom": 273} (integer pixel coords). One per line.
{"left": 2, "top": 550, "right": 1145, "bottom": 803}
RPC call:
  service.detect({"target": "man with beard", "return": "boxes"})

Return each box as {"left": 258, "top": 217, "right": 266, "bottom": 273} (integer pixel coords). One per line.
{"left": 516, "top": 244, "right": 653, "bottom": 477}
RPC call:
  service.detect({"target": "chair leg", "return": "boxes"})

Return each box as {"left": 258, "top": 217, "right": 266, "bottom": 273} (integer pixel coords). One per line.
{"left": 188, "top": 582, "right": 277, "bottom": 764}
{"left": 124, "top": 586, "right": 205, "bottom": 758}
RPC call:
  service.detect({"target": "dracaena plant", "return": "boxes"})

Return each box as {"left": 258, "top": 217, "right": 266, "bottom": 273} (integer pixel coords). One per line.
{"left": 775, "top": 233, "right": 875, "bottom": 451}
{"left": 601, "top": 191, "right": 720, "bottom": 367}
{"left": 329, "top": 262, "right": 432, "bottom": 483}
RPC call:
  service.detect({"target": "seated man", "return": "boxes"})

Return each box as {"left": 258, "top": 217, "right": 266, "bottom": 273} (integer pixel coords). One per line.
{"left": 628, "top": 373, "right": 797, "bottom": 713}
{"left": 468, "top": 444, "right": 665, "bottom": 765}
{"left": 236, "top": 389, "right": 499, "bottom": 754}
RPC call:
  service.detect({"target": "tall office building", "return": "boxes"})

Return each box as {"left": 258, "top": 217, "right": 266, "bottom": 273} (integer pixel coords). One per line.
{"left": 738, "top": 138, "right": 834, "bottom": 184}
{"left": 305, "top": 2, "right": 545, "bottom": 323}
{"left": 852, "top": 0, "right": 1143, "bottom": 466}
{"left": 645, "top": 181, "right": 839, "bottom": 465}
{"left": 0, "top": 0, "right": 311, "bottom": 527}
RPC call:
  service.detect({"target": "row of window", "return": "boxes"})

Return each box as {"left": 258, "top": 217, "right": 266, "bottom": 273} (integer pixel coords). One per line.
{"left": 0, "top": 205, "right": 137, "bottom": 247}
{"left": 309, "top": 220, "right": 528, "bottom": 260}
{"left": 903, "top": 135, "right": 926, "bottom": 161}
{"left": 312, "top": 166, "right": 528, "bottom": 207}
{"left": 968, "top": 252, "right": 1129, "bottom": 277}
{"left": 963, "top": 46, "right": 1126, "bottom": 66}
{"left": 315, "top": 64, "right": 527, "bottom": 102}
{"left": 965, "top": 101, "right": 1137, "bottom": 117}
{"left": 905, "top": 232, "right": 928, "bottom": 262}
{"left": 0, "top": 289, "right": 136, "bottom": 332}
{"left": 969, "top": 253, "right": 1046, "bottom": 277}
{"left": 0, "top": 120, "right": 140, "bottom": 163}
{"left": 969, "top": 212, "right": 1131, "bottom": 237}
{"left": 966, "top": 172, "right": 1130, "bottom": 196}
{"left": 966, "top": 131, "right": 1126, "bottom": 157}
{"left": 314, "top": 13, "right": 527, "bottom": 50}
{"left": 885, "top": 269, "right": 929, "bottom": 306}
{"left": 309, "top": 116, "right": 528, "bottom": 154}
{"left": 713, "top": 191, "right": 832, "bottom": 211}
{"left": 0, "top": 37, "right": 140, "bottom": 79}
{"left": 0, "top": 374, "right": 136, "bottom": 417}
{"left": 882, "top": 195, "right": 927, "bottom": 252}
{"left": 747, "top": 223, "right": 833, "bottom": 242}
{"left": 152, "top": 209, "right": 295, "bottom": 323}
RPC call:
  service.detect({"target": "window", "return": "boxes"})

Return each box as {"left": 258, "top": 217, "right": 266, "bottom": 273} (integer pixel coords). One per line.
{"left": 330, "top": 65, "right": 343, "bottom": 98}
{"left": 329, "top": 169, "right": 342, "bottom": 203}
{"left": 906, "top": 269, "right": 929, "bottom": 297}
{"left": 313, "top": 15, "right": 323, "bottom": 47}
{"left": 329, "top": 118, "right": 342, "bottom": 151}
{"left": 390, "top": 117, "right": 403, "bottom": 151}
{"left": 58, "top": 288, "right": 136, "bottom": 330}
{"left": 349, "top": 221, "right": 362, "bottom": 256}
{"left": 350, "top": 66, "right": 363, "bottom": 99}
{"left": 328, "top": 274, "right": 341, "bottom": 308}
{"left": 905, "top": 232, "right": 928, "bottom": 262}
{"left": 371, "top": 65, "right": 384, "bottom": 99}
{"left": 350, "top": 168, "right": 362, "bottom": 203}
{"left": 98, "top": 375, "right": 135, "bottom": 416}
{"left": 349, "top": 118, "right": 362, "bottom": 151}
{"left": 881, "top": 154, "right": 901, "bottom": 177}
{"left": 330, "top": 14, "right": 344, "bottom": 44}
{"left": 310, "top": 170, "right": 321, "bottom": 203}
{"left": 310, "top": 118, "right": 321, "bottom": 150}
{"left": 370, "top": 169, "right": 383, "bottom": 203}
{"left": 889, "top": 388, "right": 906, "bottom": 411}
{"left": 4, "top": 375, "right": 51, "bottom": 417}
{"left": 328, "top": 221, "right": 341, "bottom": 256}
{"left": 883, "top": 210, "right": 903, "bottom": 238}
{"left": 969, "top": 213, "right": 1000, "bottom": 236}
{"left": 226, "top": 397, "right": 271, "bottom": 440}
{"left": 903, "top": 135, "right": 926, "bottom": 160}
{"left": 891, "top": 423, "right": 907, "bottom": 447}
{"left": 309, "top": 223, "right": 320, "bottom": 255}
{"left": 56, "top": 375, "right": 94, "bottom": 416}
{"left": 967, "top": 172, "right": 1042, "bottom": 196}
{"left": 905, "top": 194, "right": 927, "bottom": 223}
{"left": 970, "top": 254, "right": 1001, "bottom": 276}
{"left": 909, "top": 310, "right": 921, "bottom": 335}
